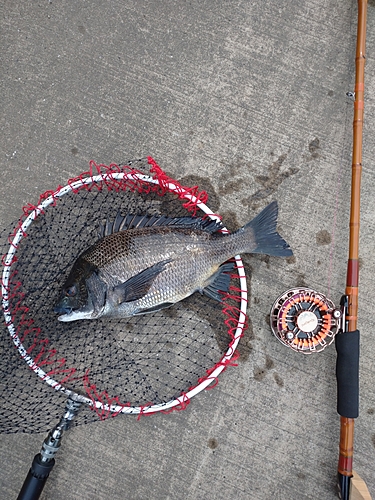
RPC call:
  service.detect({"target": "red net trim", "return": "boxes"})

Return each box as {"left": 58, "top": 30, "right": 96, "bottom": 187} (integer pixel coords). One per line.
{"left": 11, "top": 159, "right": 209, "bottom": 231}
{"left": 147, "top": 157, "right": 209, "bottom": 216}
{"left": 1, "top": 158, "right": 247, "bottom": 420}
{"left": 83, "top": 372, "right": 132, "bottom": 419}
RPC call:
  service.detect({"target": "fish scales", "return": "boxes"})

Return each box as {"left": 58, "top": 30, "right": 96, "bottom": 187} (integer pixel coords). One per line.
{"left": 89, "top": 227, "right": 229, "bottom": 305}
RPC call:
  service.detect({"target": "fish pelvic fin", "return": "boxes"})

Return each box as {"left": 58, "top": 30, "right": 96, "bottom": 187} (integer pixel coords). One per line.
{"left": 112, "top": 259, "right": 172, "bottom": 304}
{"left": 133, "top": 302, "right": 175, "bottom": 315}
{"left": 201, "top": 262, "right": 234, "bottom": 302}
{"left": 242, "top": 201, "right": 293, "bottom": 257}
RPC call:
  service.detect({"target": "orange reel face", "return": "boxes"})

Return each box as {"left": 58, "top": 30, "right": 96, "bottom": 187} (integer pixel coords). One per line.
{"left": 270, "top": 288, "right": 342, "bottom": 354}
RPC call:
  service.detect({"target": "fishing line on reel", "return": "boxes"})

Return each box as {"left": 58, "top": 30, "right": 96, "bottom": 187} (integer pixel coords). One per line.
{"left": 270, "top": 287, "right": 344, "bottom": 354}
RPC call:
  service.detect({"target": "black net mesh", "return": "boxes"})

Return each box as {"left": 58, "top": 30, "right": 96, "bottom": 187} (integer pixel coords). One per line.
{"left": 0, "top": 159, "right": 246, "bottom": 433}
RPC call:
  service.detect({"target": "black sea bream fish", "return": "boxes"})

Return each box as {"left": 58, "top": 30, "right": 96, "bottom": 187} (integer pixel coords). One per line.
{"left": 55, "top": 201, "right": 292, "bottom": 322}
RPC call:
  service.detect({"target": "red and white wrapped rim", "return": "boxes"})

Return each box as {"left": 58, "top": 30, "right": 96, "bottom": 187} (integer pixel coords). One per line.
{"left": 1, "top": 159, "right": 248, "bottom": 416}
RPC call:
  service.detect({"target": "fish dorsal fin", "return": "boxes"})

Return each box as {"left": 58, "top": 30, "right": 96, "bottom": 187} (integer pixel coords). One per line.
{"left": 99, "top": 213, "right": 223, "bottom": 238}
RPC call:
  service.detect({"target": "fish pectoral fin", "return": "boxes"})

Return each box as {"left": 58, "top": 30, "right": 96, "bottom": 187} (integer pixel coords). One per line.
{"left": 201, "top": 262, "right": 234, "bottom": 302}
{"left": 113, "top": 259, "right": 172, "bottom": 304}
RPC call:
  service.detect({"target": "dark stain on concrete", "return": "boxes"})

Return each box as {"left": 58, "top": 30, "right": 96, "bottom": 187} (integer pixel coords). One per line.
{"left": 159, "top": 190, "right": 195, "bottom": 217}
{"left": 254, "top": 366, "right": 267, "bottom": 381}
{"left": 316, "top": 229, "right": 331, "bottom": 245}
{"left": 219, "top": 177, "right": 249, "bottom": 196}
{"left": 219, "top": 210, "right": 240, "bottom": 232}
{"left": 208, "top": 437, "right": 218, "bottom": 449}
{"left": 242, "top": 153, "right": 299, "bottom": 205}
{"left": 71, "top": 147, "right": 79, "bottom": 155}
{"left": 218, "top": 157, "right": 253, "bottom": 196}
{"left": 177, "top": 174, "right": 220, "bottom": 213}
{"left": 307, "top": 137, "right": 321, "bottom": 160}
{"left": 286, "top": 255, "right": 296, "bottom": 264}
{"left": 260, "top": 255, "right": 271, "bottom": 269}
{"left": 228, "top": 156, "right": 252, "bottom": 178}
{"left": 367, "top": 408, "right": 374, "bottom": 415}
{"left": 372, "top": 434, "right": 375, "bottom": 449}
{"left": 265, "top": 355, "right": 274, "bottom": 370}
{"left": 273, "top": 373, "right": 284, "bottom": 387}
{"left": 296, "top": 273, "right": 307, "bottom": 287}
{"left": 254, "top": 354, "right": 275, "bottom": 381}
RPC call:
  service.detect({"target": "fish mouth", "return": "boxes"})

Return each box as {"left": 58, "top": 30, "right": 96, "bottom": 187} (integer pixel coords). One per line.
{"left": 54, "top": 304, "right": 80, "bottom": 322}
{"left": 57, "top": 309, "right": 95, "bottom": 322}
{"left": 55, "top": 301, "right": 96, "bottom": 322}
{"left": 55, "top": 305, "right": 76, "bottom": 322}
{"left": 54, "top": 305, "right": 73, "bottom": 315}
{"left": 57, "top": 312, "right": 77, "bottom": 322}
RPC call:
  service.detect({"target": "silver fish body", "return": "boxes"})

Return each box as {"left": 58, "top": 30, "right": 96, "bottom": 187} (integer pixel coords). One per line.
{"left": 55, "top": 201, "right": 292, "bottom": 322}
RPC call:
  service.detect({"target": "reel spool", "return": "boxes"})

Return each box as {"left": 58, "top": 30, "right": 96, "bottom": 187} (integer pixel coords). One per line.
{"left": 270, "top": 288, "right": 343, "bottom": 354}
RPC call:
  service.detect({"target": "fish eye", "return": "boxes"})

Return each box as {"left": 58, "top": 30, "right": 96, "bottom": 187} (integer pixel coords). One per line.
{"left": 65, "top": 285, "right": 77, "bottom": 297}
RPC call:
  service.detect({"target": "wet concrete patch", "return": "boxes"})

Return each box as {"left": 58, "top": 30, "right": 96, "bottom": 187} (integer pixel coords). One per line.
{"left": 208, "top": 437, "right": 218, "bottom": 449}
{"left": 273, "top": 372, "right": 284, "bottom": 387}
{"left": 308, "top": 137, "right": 321, "bottom": 159}
{"left": 178, "top": 174, "right": 220, "bottom": 213}
{"left": 253, "top": 354, "right": 275, "bottom": 382}
{"left": 316, "top": 229, "right": 331, "bottom": 245}
{"left": 242, "top": 153, "right": 299, "bottom": 207}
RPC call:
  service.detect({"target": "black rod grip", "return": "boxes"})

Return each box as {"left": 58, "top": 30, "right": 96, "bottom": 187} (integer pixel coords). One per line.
{"left": 335, "top": 330, "right": 360, "bottom": 418}
{"left": 17, "top": 454, "right": 55, "bottom": 500}
{"left": 337, "top": 472, "right": 351, "bottom": 500}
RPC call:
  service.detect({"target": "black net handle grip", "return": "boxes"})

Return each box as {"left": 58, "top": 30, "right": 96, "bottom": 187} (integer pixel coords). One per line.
{"left": 335, "top": 330, "right": 360, "bottom": 418}
{"left": 17, "top": 454, "right": 55, "bottom": 500}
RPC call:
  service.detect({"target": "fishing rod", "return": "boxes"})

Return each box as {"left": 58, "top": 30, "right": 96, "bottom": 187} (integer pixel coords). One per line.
{"left": 337, "top": 1, "right": 368, "bottom": 498}
{"left": 270, "top": 1, "right": 369, "bottom": 498}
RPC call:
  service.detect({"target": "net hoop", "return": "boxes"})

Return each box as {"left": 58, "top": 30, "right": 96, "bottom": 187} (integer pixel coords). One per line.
{"left": 1, "top": 167, "right": 247, "bottom": 415}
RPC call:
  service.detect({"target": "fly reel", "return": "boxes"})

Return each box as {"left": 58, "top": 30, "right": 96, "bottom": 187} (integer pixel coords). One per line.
{"left": 270, "top": 288, "right": 343, "bottom": 354}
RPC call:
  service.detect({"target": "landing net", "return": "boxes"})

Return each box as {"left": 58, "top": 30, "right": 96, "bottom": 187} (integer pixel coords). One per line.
{"left": 0, "top": 158, "right": 247, "bottom": 432}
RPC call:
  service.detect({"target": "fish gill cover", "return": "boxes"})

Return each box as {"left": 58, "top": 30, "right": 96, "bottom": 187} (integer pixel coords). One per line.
{"left": 0, "top": 158, "right": 247, "bottom": 433}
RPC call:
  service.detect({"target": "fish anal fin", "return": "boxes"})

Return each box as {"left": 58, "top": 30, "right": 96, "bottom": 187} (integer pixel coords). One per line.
{"left": 201, "top": 262, "right": 234, "bottom": 302}
{"left": 113, "top": 259, "right": 172, "bottom": 304}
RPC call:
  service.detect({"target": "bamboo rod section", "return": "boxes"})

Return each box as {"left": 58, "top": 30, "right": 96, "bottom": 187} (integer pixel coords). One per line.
{"left": 337, "top": 1, "right": 368, "bottom": 499}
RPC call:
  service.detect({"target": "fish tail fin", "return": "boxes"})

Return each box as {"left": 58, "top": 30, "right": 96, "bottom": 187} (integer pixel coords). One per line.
{"left": 242, "top": 201, "right": 293, "bottom": 257}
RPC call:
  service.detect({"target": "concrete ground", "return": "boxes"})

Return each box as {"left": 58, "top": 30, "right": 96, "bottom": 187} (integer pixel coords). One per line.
{"left": 1, "top": 1, "right": 374, "bottom": 499}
